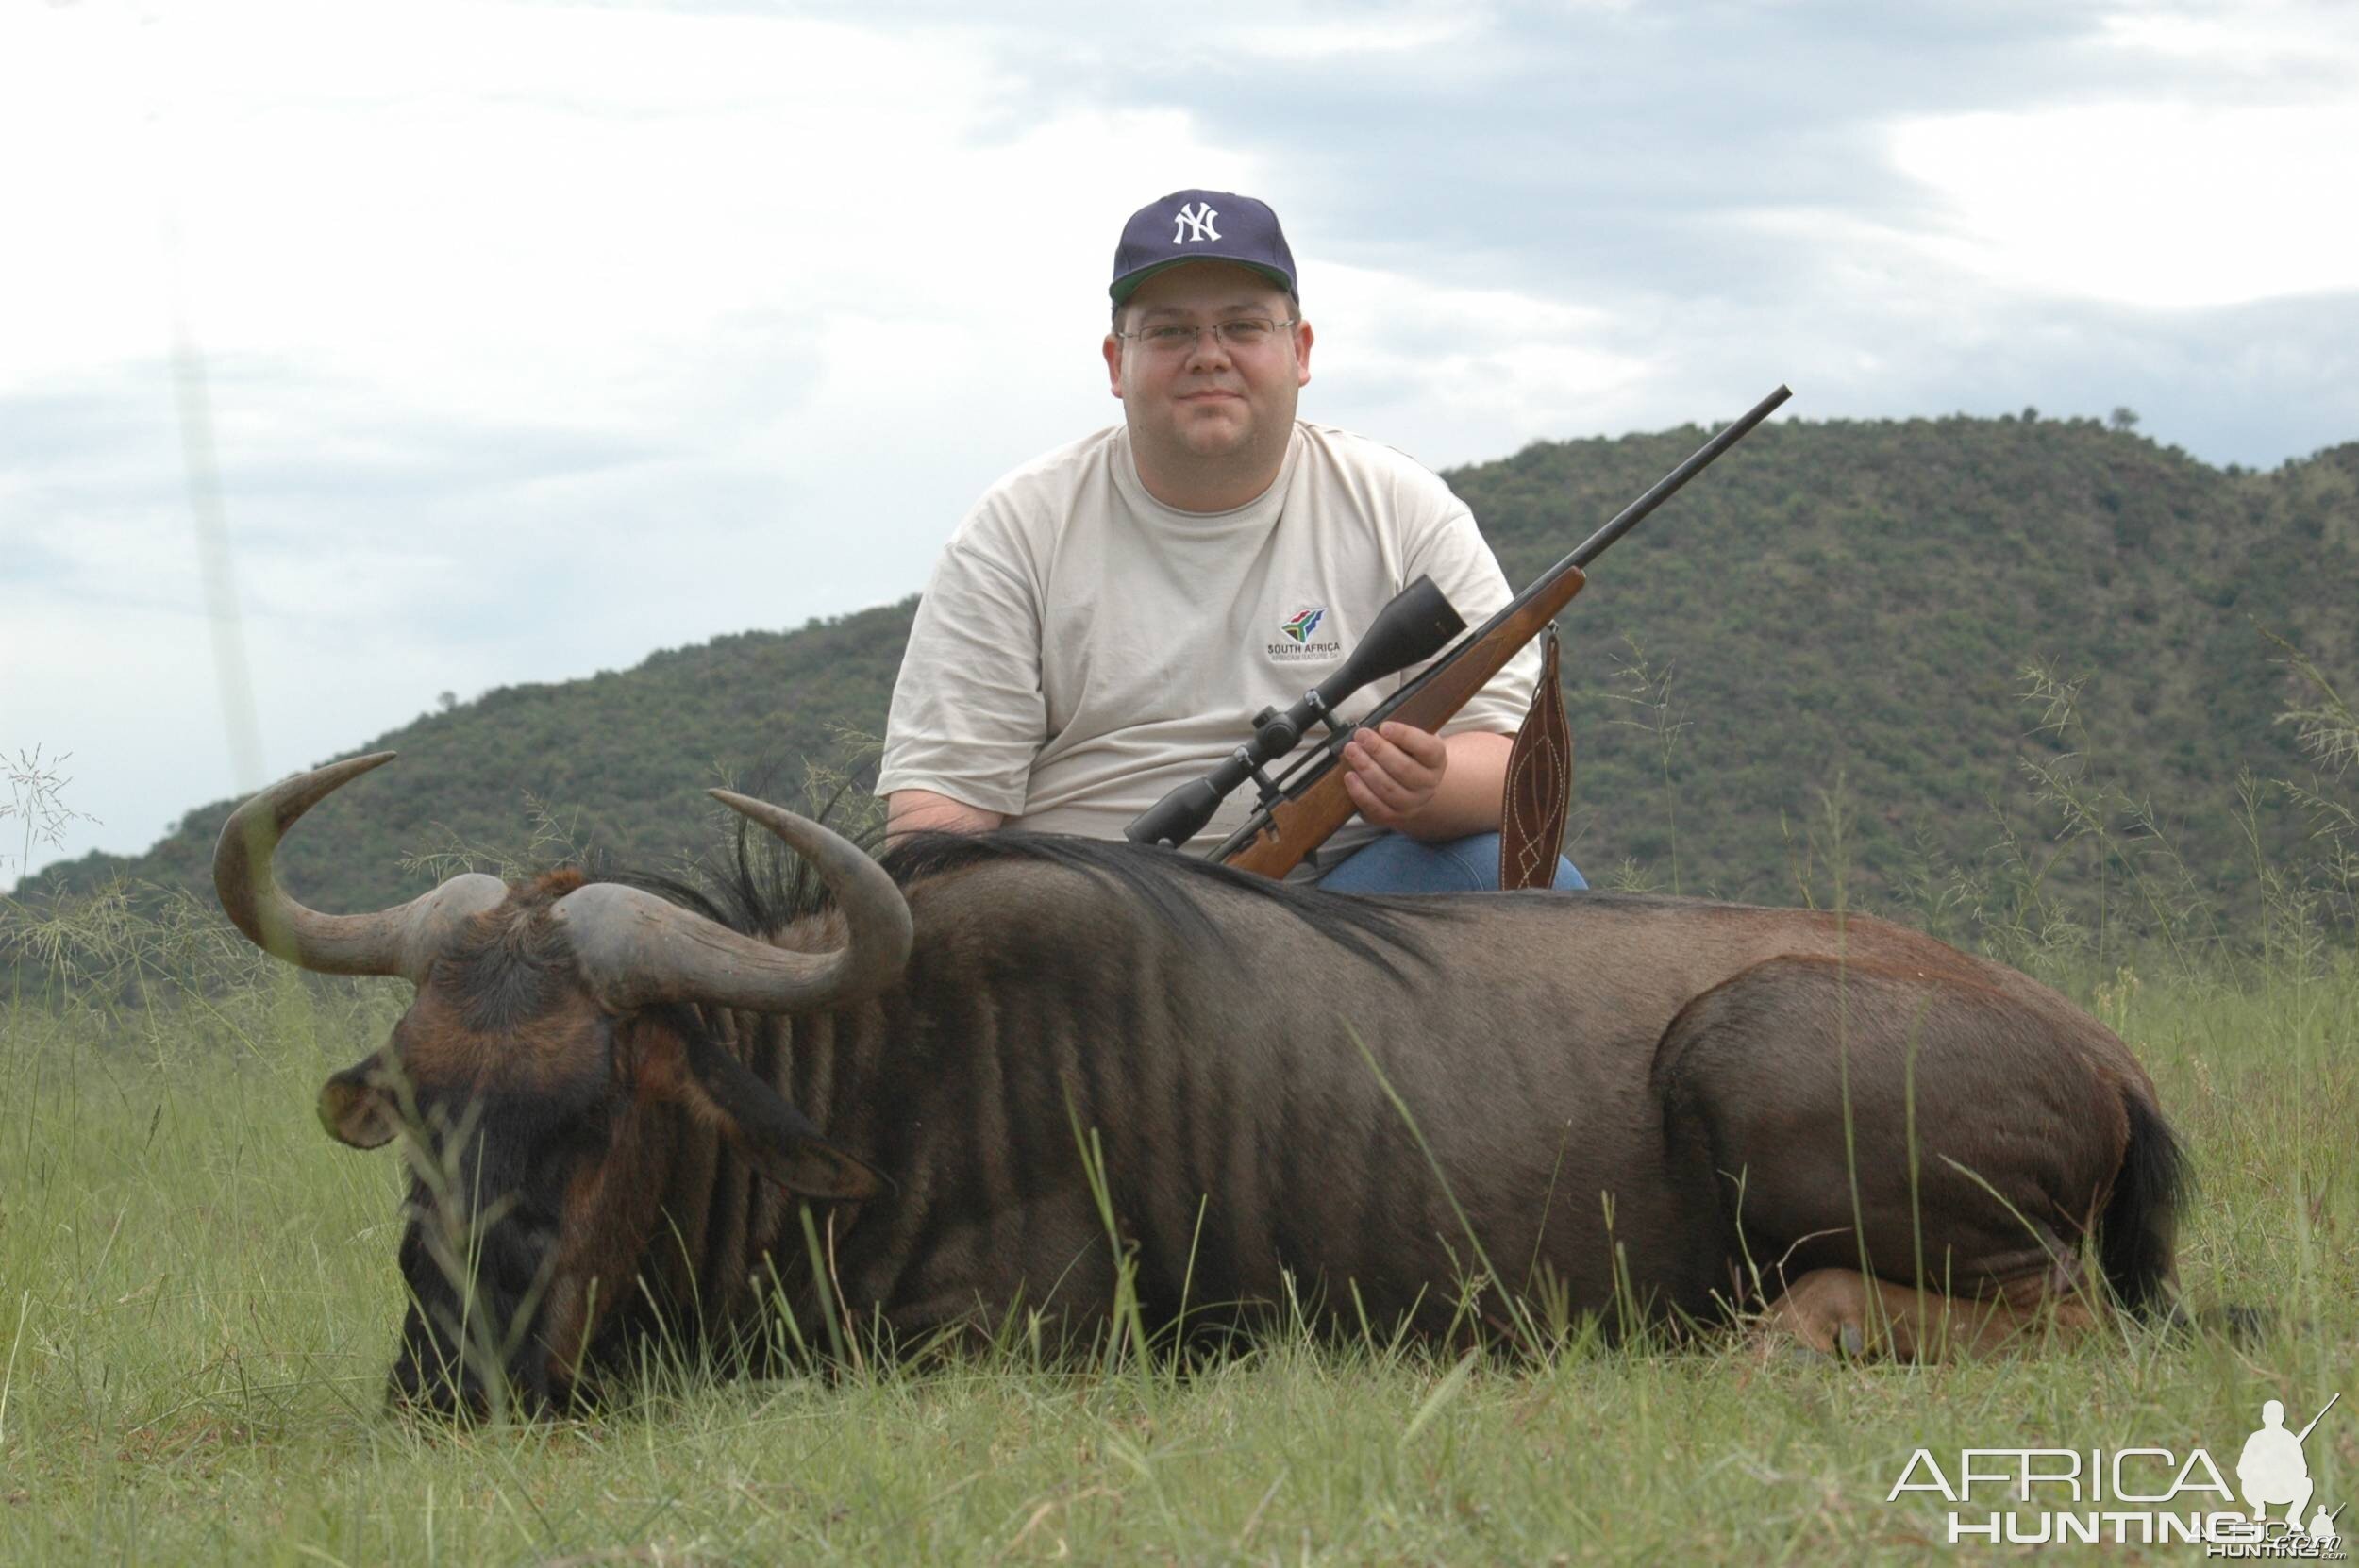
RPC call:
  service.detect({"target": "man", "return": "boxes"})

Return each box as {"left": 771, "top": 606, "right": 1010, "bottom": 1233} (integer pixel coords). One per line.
{"left": 877, "top": 188, "right": 1582, "bottom": 892}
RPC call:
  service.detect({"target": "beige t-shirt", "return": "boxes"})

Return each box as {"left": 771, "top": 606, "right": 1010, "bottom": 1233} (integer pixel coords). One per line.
{"left": 877, "top": 420, "right": 1539, "bottom": 860}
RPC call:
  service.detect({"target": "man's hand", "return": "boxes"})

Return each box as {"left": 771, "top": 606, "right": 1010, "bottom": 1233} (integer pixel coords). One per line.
{"left": 1341, "top": 725, "right": 1514, "bottom": 841}
{"left": 1341, "top": 722, "right": 1447, "bottom": 830}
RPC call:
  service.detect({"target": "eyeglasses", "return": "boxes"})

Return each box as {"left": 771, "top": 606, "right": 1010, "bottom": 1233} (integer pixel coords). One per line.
{"left": 1113, "top": 316, "right": 1300, "bottom": 355}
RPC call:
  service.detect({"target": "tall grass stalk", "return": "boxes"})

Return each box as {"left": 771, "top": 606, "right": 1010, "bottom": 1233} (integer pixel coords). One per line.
{"left": 1606, "top": 634, "right": 1691, "bottom": 896}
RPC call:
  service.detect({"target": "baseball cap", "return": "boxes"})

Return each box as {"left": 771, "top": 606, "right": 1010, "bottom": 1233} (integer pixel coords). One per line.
{"left": 1110, "top": 189, "right": 1297, "bottom": 306}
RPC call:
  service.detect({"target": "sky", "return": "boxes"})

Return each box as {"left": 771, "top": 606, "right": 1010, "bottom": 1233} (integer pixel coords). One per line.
{"left": 5, "top": 0, "right": 2357, "bottom": 882}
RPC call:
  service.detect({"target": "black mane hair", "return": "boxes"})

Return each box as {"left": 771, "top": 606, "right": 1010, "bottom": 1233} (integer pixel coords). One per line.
{"left": 879, "top": 830, "right": 1440, "bottom": 976}
{"left": 441, "top": 869, "right": 594, "bottom": 1032}
{"left": 608, "top": 813, "right": 1441, "bottom": 980}
{"left": 596, "top": 768, "right": 874, "bottom": 942}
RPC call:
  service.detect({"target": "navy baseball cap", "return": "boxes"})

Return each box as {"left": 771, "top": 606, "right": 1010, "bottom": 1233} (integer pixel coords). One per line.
{"left": 1110, "top": 189, "right": 1297, "bottom": 306}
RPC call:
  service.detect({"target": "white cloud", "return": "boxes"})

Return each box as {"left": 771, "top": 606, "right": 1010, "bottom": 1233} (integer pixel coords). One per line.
{"left": 1237, "top": 11, "right": 1483, "bottom": 59}
{"left": 5, "top": 2, "right": 1046, "bottom": 414}
{"left": 1889, "top": 100, "right": 2359, "bottom": 309}
{"left": 2098, "top": 0, "right": 2359, "bottom": 77}
{"left": 1310, "top": 262, "right": 1649, "bottom": 462}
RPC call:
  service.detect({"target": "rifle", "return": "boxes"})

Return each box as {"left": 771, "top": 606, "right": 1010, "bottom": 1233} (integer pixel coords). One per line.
{"left": 1126, "top": 384, "right": 1791, "bottom": 876}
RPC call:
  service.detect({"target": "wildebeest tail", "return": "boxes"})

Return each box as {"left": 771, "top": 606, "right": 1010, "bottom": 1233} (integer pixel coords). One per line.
{"left": 2099, "top": 1088, "right": 2187, "bottom": 1319}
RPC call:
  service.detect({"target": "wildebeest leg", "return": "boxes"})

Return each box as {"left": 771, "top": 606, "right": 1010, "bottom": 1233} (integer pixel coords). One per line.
{"left": 1654, "top": 956, "right": 2132, "bottom": 1351}
{"left": 1758, "top": 1267, "right": 2104, "bottom": 1360}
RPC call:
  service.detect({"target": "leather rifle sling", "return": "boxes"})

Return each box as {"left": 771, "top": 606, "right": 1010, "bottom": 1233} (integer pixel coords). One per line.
{"left": 1498, "top": 625, "right": 1571, "bottom": 891}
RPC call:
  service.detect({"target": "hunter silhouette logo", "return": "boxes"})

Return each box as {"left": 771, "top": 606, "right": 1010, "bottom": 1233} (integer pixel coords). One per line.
{"left": 2238, "top": 1394, "right": 2343, "bottom": 1538}
{"left": 1281, "top": 607, "right": 1326, "bottom": 643}
{"left": 1887, "top": 1389, "right": 2346, "bottom": 1551}
{"left": 1172, "top": 201, "right": 1220, "bottom": 243}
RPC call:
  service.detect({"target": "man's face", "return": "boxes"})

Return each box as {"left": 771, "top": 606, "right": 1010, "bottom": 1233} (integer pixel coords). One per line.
{"left": 1102, "top": 260, "right": 1313, "bottom": 470}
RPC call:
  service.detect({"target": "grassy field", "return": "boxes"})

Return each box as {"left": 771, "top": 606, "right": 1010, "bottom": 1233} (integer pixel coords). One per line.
{"left": 1, "top": 911, "right": 2353, "bottom": 1565}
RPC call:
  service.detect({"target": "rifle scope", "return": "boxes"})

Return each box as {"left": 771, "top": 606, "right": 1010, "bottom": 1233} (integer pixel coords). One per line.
{"left": 1123, "top": 575, "right": 1464, "bottom": 850}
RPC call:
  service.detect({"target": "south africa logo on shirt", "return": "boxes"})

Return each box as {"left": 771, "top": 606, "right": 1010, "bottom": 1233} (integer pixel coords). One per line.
{"left": 1269, "top": 605, "right": 1341, "bottom": 662}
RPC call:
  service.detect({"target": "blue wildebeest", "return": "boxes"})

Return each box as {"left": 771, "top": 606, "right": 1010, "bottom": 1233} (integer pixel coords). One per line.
{"left": 216, "top": 753, "right": 2183, "bottom": 1414}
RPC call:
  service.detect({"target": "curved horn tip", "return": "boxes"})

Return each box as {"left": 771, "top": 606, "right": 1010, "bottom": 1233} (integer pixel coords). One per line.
{"left": 253, "top": 750, "right": 401, "bottom": 816}
{"left": 219, "top": 753, "right": 402, "bottom": 855}
{"left": 310, "top": 750, "right": 400, "bottom": 788}
{"left": 294, "top": 748, "right": 399, "bottom": 779}
{"left": 697, "top": 785, "right": 912, "bottom": 1004}
{"left": 212, "top": 749, "right": 417, "bottom": 976}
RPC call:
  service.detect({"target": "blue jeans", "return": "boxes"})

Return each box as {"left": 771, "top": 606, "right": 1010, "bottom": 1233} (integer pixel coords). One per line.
{"left": 1312, "top": 830, "right": 1587, "bottom": 894}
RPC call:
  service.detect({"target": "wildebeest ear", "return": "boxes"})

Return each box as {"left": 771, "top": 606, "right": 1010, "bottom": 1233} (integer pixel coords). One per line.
{"left": 318, "top": 1059, "right": 400, "bottom": 1149}
{"left": 678, "top": 1030, "right": 887, "bottom": 1202}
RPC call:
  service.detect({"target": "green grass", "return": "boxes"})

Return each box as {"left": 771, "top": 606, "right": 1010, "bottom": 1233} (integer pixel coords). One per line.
{"left": 2, "top": 943, "right": 2353, "bottom": 1565}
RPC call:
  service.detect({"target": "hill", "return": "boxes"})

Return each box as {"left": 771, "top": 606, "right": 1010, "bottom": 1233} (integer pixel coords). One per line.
{"left": 22, "top": 414, "right": 2359, "bottom": 938}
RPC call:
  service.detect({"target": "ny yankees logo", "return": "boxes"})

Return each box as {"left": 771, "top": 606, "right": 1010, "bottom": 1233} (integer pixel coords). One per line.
{"left": 1171, "top": 202, "right": 1221, "bottom": 243}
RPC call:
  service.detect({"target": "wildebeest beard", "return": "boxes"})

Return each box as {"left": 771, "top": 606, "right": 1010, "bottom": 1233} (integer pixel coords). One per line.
{"left": 388, "top": 1083, "right": 609, "bottom": 1419}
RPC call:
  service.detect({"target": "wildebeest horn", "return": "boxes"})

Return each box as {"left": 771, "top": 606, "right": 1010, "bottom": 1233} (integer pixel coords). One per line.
{"left": 550, "top": 790, "right": 912, "bottom": 1013}
{"left": 212, "top": 752, "right": 508, "bottom": 979}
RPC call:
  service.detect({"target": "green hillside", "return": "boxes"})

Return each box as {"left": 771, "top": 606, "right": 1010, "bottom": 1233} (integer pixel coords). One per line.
{"left": 22, "top": 414, "right": 2359, "bottom": 938}
{"left": 1461, "top": 414, "right": 2357, "bottom": 924}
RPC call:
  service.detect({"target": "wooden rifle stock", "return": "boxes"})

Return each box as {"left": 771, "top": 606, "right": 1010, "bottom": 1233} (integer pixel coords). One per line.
{"left": 1213, "top": 383, "right": 1792, "bottom": 880}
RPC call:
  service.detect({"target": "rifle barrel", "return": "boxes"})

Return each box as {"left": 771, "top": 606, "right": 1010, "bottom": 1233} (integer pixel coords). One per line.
{"left": 1552, "top": 383, "right": 1791, "bottom": 588}
{"left": 1366, "top": 382, "right": 1791, "bottom": 723}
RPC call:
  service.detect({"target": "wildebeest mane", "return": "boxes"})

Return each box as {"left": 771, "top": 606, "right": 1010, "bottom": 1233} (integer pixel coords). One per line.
{"left": 606, "top": 806, "right": 1438, "bottom": 981}
{"left": 878, "top": 830, "right": 1439, "bottom": 978}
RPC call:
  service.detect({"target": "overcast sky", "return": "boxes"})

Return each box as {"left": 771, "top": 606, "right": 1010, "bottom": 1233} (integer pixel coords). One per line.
{"left": 5, "top": 0, "right": 2357, "bottom": 882}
